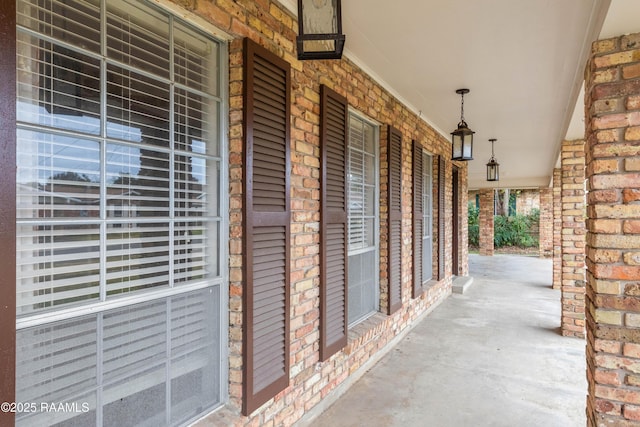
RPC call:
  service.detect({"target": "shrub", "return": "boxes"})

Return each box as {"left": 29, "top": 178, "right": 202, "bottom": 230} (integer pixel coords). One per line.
{"left": 468, "top": 202, "right": 479, "bottom": 247}
{"left": 467, "top": 202, "right": 540, "bottom": 249}
{"left": 494, "top": 212, "right": 539, "bottom": 248}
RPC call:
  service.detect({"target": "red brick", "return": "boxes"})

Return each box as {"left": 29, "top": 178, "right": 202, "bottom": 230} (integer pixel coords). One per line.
{"left": 628, "top": 96, "right": 640, "bottom": 110}
{"left": 594, "top": 80, "right": 640, "bottom": 100}
{"left": 591, "top": 173, "right": 640, "bottom": 190}
{"left": 596, "top": 369, "right": 622, "bottom": 386}
{"left": 594, "top": 265, "right": 640, "bottom": 281}
{"left": 592, "top": 143, "right": 640, "bottom": 158}
{"left": 623, "top": 63, "right": 640, "bottom": 80}
{"left": 595, "top": 398, "right": 622, "bottom": 416}
{"left": 624, "top": 189, "right": 640, "bottom": 203}
{"left": 596, "top": 384, "right": 640, "bottom": 404}
{"left": 624, "top": 220, "right": 640, "bottom": 234}
{"left": 589, "top": 189, "right": 620, "bottom": 203}
{"left": 625, "top": 126, "right": 640, "bottom": 141}
{"left": 596, "top": 339, "right": 623, "bottom": 353}
{"left": 624, "top": 404, "right": 640, "bottom": 421}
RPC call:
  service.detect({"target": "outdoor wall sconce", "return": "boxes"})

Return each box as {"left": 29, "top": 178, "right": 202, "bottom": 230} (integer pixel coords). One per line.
{"left": 486, "top": 138, "right": 500, "bottom": 181}
{"left": 297, "top": 0, "right": 345, "bottom": 60}
{"left": 450, "top": 88, "right": 474, "bottom": 161}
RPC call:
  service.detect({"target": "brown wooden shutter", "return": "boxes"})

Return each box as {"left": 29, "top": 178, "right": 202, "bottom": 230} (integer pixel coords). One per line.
{"left": 387, "top": 126, "right": 402, "bottom": 314}
{"left": 0, "top": 1, "right": 17, "bottom": 424}
{"left": 242, "top": 38, "right": 291, "bottom": 415}
{"left": 437, "top": 155, "right": 446, "bottom": 281}
{"left": 320, "top": 85, "right": 348, "bottom": 361}
{"left": 412, "top": 140, "right": 424, "bottom": 298}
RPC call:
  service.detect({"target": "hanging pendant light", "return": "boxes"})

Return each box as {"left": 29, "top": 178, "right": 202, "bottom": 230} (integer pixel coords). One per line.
{"left": 297, "top": 0, "right": 346, "bottom": 60}
{"left": 486, "top": 138, "right": 500, "bottom": 181}
{"left": 451, "top": 88, "right": 474, "bottom": 161}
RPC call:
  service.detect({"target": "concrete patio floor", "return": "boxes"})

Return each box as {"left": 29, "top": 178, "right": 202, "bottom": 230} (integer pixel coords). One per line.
{"left": 299, "top": 254, "right": 587, "bottom": 427}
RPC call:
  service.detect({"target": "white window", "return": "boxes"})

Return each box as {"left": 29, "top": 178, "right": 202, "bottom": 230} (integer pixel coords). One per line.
{"left": 347, "top": 113, "right": 379, "bottom": 326}
{"left": 15, "top": 0, "right": 227, "bottom": 425}
{"left": 422, "top": 151, "right": 433, "bottom": 282}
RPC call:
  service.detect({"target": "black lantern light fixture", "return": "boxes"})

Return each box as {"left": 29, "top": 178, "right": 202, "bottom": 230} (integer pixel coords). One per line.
{"left": 486, "top": 138, "right": 500, "bottom": 181}
{"left": 297, "top": 0, "right": 345, "bottom": 60}
{"left": 450, "top": 88, "right": 474, "bottom": 161}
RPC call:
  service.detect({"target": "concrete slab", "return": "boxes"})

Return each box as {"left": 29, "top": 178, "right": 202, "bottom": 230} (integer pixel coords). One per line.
{"left": 298, "top": 254, "right": 586, "bottom": 427}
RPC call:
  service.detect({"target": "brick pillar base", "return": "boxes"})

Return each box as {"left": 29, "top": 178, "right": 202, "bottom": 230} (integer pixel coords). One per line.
{"left": 478, "top": 189, "right": 494, "bottom": 256}
{"left": 585, "top": 32, "right": 640, "bottom": 426}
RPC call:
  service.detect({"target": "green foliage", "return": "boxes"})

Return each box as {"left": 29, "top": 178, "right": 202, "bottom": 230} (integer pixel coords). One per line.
{"left": 468, "top": 202, "right": 479, "bottom": 247}
{"left": 494, "top": 212, "right": 539, "bottom": 248}
{"left": 467, "top": 203, "right": 540, "bottom": 249}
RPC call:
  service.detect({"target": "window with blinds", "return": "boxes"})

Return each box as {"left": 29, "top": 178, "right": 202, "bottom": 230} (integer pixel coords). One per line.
{"left": 347, "top": 113, "right": 379, "bottom": 326}
{"left": 15, "top": 0, "right": 226, "bottom": 425}
{"left": 422, "top": 151, "right": 433, "bottom": 282}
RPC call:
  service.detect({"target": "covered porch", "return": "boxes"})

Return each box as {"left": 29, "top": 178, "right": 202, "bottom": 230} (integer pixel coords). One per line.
{"left": 302, "top": 254, "right": 586, "bottom": 427}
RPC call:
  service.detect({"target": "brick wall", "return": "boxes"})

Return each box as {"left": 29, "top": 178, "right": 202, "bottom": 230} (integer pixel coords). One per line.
{"left": 478, "top": 189, "right": 494, "bottom": 256}
{"left": 539, "top": 187, "right": 553, "bottom": 258}
{"left": 183, "top": 0, "right": 468, "bottom": 425}
{"left": 585, "top": 32, "right": 640, "bottom": 427}
{"left": 515, "top": 189, "right": 540, "bottom": 215}
{"left": 560, "top": 140, "right": 586, "bottom": 338}
{"left": 553, "top": 168, "right": 562, "bottom": 290}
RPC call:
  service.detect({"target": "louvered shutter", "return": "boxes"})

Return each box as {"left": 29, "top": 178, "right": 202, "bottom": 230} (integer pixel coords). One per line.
{"left": 438, "top": 155, "right": 446, "bottom": 281}
{"left": 387, "top": 126, "right": 402, "bottom": 314}
{"left": 412, "top": 140, "right": 424, "bottom": 298}
{"left": 0, "top": 0, "right": 16, "bottom": 421}
{"left": 320, "top": 85, "right": 348, "bottom": 361}
{"left": 242, "top": 38, "right": 290, "bottom": 415}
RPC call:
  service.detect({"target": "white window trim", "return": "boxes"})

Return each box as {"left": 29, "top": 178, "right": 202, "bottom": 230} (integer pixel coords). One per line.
{"left": 346, "top": 110, "right": 380, "bottom": 327}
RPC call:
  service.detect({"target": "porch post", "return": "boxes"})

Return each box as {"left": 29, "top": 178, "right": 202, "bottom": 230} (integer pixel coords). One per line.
{"left": 478, "top": 189, "right": 494, "bottom": 256}
{"left": 552, "top": 168, "right": 562, "bottom": 290}
{"left": 560, "top": 140, "right": 586, "bottom": 338}
{"left": 539, "top": 187, "right": 553, "bottom": 258}
{"left": 585, "top": 32, "right": 640, "bottom": 426}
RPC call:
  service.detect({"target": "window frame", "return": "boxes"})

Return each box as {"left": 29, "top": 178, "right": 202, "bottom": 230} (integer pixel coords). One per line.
{"left": 346, "top": 109, "right": 380, "bottom": 327}
{"left": 422, "top": 150, "right": 434, "bottom": 282}
{"left": 14, "top": 0, "right": 230, "bottom": 424}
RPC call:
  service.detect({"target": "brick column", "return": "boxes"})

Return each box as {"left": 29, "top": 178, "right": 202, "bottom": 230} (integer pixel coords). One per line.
{"left": 560, "top": 140, "right": 586, "bottom": 338}
{"left": 553, "top": 168, "right": 562, "bottom": 290}
{"left": 539, "top": 187, "right": 553, "bottom": 258}
{"left": 478, "top": 189, "right": 494, "bottom": 256}
{"left": 585, "top": 32, "right": 640, "bottom": 426}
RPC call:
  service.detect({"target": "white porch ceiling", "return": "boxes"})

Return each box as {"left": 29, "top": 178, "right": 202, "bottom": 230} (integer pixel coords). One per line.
{"left": 280, "top": 0, "right": 640, "bottom": 190}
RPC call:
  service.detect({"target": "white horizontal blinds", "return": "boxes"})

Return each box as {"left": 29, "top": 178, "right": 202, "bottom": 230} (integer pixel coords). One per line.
{"left": 17, "top": 0, "right": 101, "bottom": 53}
{"left": 106, "top": 0, "right": 170, "bottom": 80}
{"left": 16, "top": 129, "right": 101, "bottom": 219}
{"left": 16, "top": 288, "right": 220, "bottom": 426}
{"left": 169, "top": 288, "right": 219, "bottom": 423}
{"left": 106, "top": 143, "right": 171, "bottom": 216}
{"left": 16, "top": 315, "right": 99, "bottom": 427}
{"left": 174, "top": 220, "right": 218, "bottom": 283}
{"left": 16, "top": 1, "right": 220, "bottom": 314}
{"left": 106, "top": 223, "right": 170, "bottom": 295}
{"left": 107, "top": 65, "right": 171, "bottom": 147}
{"left": 16, "top": 0, "right": 224, "bottom": 424}
{"left": 347, "top": 116, "right": 376, "bottom": 251}
{"left": 16, "top": 223, "right": 101, "bottom": 314}
{"left": 174, "top": 25, "right": 219, "bottom": 99}
{"left": 423, "top": 152, "right": 433, "bottom": 281}
{"left": 16, "top": 40, "right": 102, "bottom": 131}
{"left": 347, "top": 114, "right": 378, "bottom": 325}
{"left": 175, "top": 89, "right": 219, "bottom": 156}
